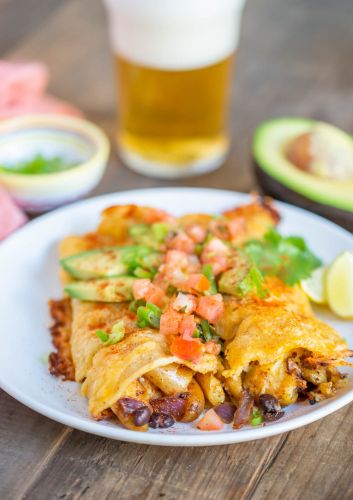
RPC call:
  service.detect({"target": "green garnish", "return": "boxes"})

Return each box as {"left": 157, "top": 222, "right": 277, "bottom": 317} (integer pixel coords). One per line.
{"left": 202, "top": 264, "right": 218, "bottom": 295}
{"left": 133, "top": 267, "right": 153, "bottom": 279}
{"left": 194, "top": 320, "right": 217, "bottom": 342}
{"left": 219, "top": 260, "right": 266, "bottom": 298}
{"left": 251, "top": 408, "right": 264, "bottom": 426}
{"left": 237, "top": 265, "right": 266, "bottom": 298}
{"left": 194, "top": 243, "right": 203, "bottom": 256}
{"left": 128, "top": 222, "right": 170, "bottom": 248}
{"left": 137, "top": 302, "right": 162, "bottom": 328}
{"left": 151, "top": 223, "right": 169, "bottom": 242}
{"left": 0, "top": 153, "right": 75, "bottom": 175}
{"left": 128, "top": 224, "right": 149, "bottom": 238}
{"left": 200, "top": 320, "right": 215, "bottom": 342}
{"left": 244, "top": 228, "right": 322, "bottom": 286}
{"left": 96, "top": 329, "right": 109, "bottom": 342}
{"left": 121, "top": 245, "right": 161, "bottom": 278}
{"left": 129, "top": 298, "right": 145, "bottom": 313}
{"left": 96, "top": 321, "right": 125, "bottom": 345}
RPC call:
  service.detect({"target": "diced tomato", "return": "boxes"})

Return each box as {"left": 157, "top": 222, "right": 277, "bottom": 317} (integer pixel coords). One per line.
{"left": 186, "top": 224, "right": 207, "bottom": 243}
{"left": 201, "top": 238, "right": 229, "bottom": 275}
{"left": 152, "top": 270, "right": 169, "bottom": 292}
{"left": 171, "top": 293, "right": 197, "bottom": 314}
{"left": 196, "top": 294, "right": 224, "bottom": 323}
{"left": 144, "top": 286, "right": 165, "bottom": 307}
{"left": 167, "top": 232, "right": 195, "bottom": 254}
{"left": 204, "top": 341, "right": 221, "bottom": 355}
{"left": 132, "top": 279, "right": 164, "bottom": 306}
{"left": 186, "top": 273, "right": 210, "bottom": 293}
{"left": 165, "top": 250, "right": 189, "bottom": 268}
{"left": 170, "top": 337, "right": 203, "bottom": 363}
{"left": 179, "top": 314, "right": 197, "bottom": 339}
{"left": 132, "top": 279, "right": 151, "bottom": 300}
{"left": 160, "top": 309, "right": 182, "bottom": 336}
{"left": 203, "top": 237, "right": 229, "bottom": 255}
{"left": 197, "top": 409, "right": 224, "bottom": 431}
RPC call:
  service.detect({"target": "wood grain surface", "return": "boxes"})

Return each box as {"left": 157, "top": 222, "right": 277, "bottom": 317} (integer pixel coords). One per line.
{"left": 1, "top": 1, "right": 353, "bottom": 499}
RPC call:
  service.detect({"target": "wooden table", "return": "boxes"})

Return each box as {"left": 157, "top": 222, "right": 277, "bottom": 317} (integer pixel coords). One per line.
{"left": 1, "top": 1, "right": 353, "bottom": 498}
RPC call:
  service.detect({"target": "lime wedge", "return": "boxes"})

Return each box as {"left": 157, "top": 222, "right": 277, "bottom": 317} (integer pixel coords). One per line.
{"left": 300, "top": 266, "right": 327, "bottom": 304}
{"left": 326, "top": 251, "right": 353, "bottom": 319}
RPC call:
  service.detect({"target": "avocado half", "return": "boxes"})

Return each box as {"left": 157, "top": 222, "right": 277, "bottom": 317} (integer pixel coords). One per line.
{"left": 253, "top": 118, "right": 353, "bottom": 230}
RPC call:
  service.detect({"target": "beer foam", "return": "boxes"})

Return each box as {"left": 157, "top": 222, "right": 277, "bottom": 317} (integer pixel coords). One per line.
{"left": 104, "top": 0, "right": 245, "bottom": 70}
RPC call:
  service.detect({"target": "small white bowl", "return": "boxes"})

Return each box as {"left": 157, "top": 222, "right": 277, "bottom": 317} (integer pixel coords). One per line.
{"left": 0, "top": 114, "right": 110, "bottom": 212}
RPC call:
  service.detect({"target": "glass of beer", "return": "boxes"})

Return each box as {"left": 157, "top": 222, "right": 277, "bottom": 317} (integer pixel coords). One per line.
{"left": 104, "top": 0, "right": 246, "bottom": 178}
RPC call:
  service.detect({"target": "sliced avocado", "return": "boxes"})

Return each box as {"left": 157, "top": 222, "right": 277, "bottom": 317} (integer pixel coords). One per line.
{"left": 64, "top": 276, "right": 135, "bottom": 302}
{"left": 253, "top": 118, "right": 353, "bottom": 213}
{"left": 219, "top": 267, "right": 248, "bottom": 296}
{"left": 61, "top": 245, "right": 162, "bottom": 280}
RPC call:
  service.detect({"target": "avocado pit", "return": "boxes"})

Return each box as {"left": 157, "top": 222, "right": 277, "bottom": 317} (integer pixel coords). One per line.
{"left": 286, "top": 122, "right": 353, "bottom": 181}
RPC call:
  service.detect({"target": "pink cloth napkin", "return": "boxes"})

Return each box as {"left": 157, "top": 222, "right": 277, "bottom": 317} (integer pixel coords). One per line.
{"left": 0, "top": 60, "right": 82, "bottom": 118}
{"left": 0, "top": 186, "right": 27, "bottom": 241}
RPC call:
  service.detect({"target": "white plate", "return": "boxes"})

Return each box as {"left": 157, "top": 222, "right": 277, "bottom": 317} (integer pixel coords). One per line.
{"left": 0, "top": 188, "right": 352, "bottom": 446}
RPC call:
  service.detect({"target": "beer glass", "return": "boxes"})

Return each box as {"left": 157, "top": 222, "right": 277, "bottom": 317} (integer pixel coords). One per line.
{"left": 104, "top": 0, "right": 246, "bottom": 178}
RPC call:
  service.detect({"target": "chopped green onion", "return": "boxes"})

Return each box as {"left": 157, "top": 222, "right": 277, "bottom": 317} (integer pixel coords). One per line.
{"left": 109, "top": 320, "right": 125, "bottom": 343}
{"left": 128, "top": 224, "right": 149, "bottom": 238}
{"left": 194, "top": 320, "right": 217, "bottom": 343}
{"left": 202, "top": 264, "right": 218, "bottom": 295}
{"left": 251, "top": 408, "right": 264, "bottom": 426}
{"left": 121, "top": 245, "right": 161, "bottom": 277}
{"left": 96, "top": 329, "right": 109, "bottom": 343}
{"left": 146, "top": 302, "right": 161, "bottom": 314}
{"left": 96, "top": 321, "right": 125, "bottom": 345}
{"left": 151, "top": 222, "right": 169, "bottom": 242}
{"left": 133, "top": 267, "right": 152, "bottom": 279}
{"left": 193, "top": 328, "right": 201, "bottom": 339}
{"left": 200, "top": 320, "right": 212, "bottom": 342}
{"left": 137, "top": 302, "right": 162, "bottom": 329}
{"left": 129, "top": 298, "right": 145, "bottom": 312}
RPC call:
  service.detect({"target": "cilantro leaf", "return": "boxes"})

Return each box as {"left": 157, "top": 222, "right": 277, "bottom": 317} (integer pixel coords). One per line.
{"left": 244, "top": 228, "right": 322, "bottom": 285}
{"left": 237, "top": 265, "right": 266, "bottom": 298}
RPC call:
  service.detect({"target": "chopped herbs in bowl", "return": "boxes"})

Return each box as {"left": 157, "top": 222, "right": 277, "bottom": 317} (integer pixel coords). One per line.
{"left": 0, "top": 154, "right": 76, "bottom": 175}
{"left": 0, "top": 114, "right": 109, "bottom": 212}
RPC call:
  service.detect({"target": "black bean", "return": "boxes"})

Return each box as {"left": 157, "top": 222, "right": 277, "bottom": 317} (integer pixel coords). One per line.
{"left": 233, "top": 391, "right": 254, "bottom": 429}
{"left": 132, "top": 406, "right": 151, "bottom": 427}
{"left": 149, "top": 412, "right": 175, "bottom": 429}
{"left": 258, "top": 394, "right": 284, "bottom": 421}
{"left": 214, "top": 402, "right": 236, "bottom": 423}
{"left": 117, "top": 397, "right": 145, "bottom": 416}
{"left": 150, "top": 396, "right": 186, "bottom": 420}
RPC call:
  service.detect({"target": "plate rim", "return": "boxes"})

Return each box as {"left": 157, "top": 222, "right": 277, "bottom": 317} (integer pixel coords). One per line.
{"left": 1, "top": 186, "right": 353, "bottom": 446}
